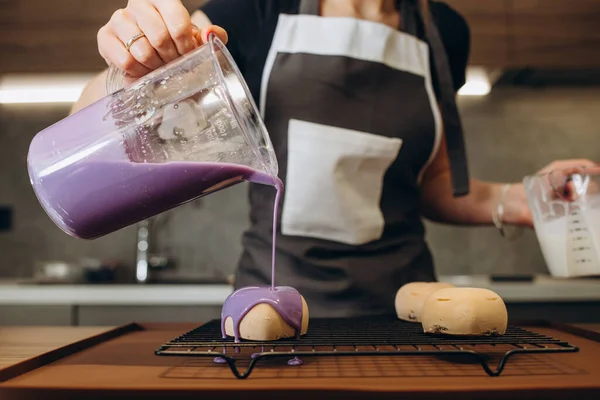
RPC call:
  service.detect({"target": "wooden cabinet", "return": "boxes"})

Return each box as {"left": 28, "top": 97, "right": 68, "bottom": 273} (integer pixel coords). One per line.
{"left": 0, "top": 305, "right": 221, "bottom": 326}
{"left": 1, "top": 0, "right": 599, "bottom": 72}
{"left": 0, "top": 0, "right": 208, "bottom": 74}
{"left": 510, "top": 0, "right": 600, "bottom": 68}
{"left": 77, "top": 305, "right": 221, "bottom": 326}
{"left": 446, "top": 0, "right": 600, "bottom": 68}
{"left": 444, "top": 0, "right": 511, "bottom": 67}
{"left": 0, "top": 306, "right": 72, "bottom": 326}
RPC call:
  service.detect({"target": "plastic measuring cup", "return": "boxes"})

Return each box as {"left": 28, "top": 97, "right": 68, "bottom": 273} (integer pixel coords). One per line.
{"left": 27, "top": 34, "right": 278, "bottom": 239}
{"left": 524, "top": 166, "right": 600, "bottom": 277}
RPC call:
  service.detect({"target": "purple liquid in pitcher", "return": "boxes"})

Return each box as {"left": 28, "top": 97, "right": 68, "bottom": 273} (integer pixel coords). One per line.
{"left": 30, "top": 160, "right": 276, "bottom": 240}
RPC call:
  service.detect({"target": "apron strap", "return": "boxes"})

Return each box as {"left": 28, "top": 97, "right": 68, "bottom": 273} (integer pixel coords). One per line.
{"left": 298, "top": 0, "right": 470, "bottom": 196}
{"left": 299, "top": 0, "right": 320, "bottom": 15}
{"left": 399, "top": 0, "right": 417, "bottom": 35}
{"left": 416, "top": 1, "right": 470, "bottom": 197}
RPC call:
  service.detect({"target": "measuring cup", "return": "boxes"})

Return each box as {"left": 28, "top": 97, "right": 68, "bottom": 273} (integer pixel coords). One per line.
{"left": 524, "top": 166, "right": 600, "bottom": 277}
{"left": 27, "top": 34, "right": 277, "bottom": 240}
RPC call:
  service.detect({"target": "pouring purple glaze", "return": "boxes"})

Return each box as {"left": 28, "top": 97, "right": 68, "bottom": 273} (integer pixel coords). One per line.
{"left": 220, "top": 179, "right": 306, "bottom": 343}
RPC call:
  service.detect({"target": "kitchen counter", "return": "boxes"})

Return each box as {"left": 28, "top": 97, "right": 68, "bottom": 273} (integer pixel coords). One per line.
{"left": 2, "top": 275, "right": 600, "bottom": 326}
{"left": 0, "top": 322, "right": 599, "bottom": 399}
{"left": 575, "top": 324, "right": 600, "bottom": 334}
{"left": 1, "top": 275, "right": 600, "bottom": 305}
{"left": 0, "top": 283, "right": 232, "bottom": 306}
{"left": 0, "top": 326, "right": 113, "bottom": 370}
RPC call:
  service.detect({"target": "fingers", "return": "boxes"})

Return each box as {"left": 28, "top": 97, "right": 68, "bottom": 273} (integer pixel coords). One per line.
{"left": 199, "top": 25, "right": 228, "bottom": 45}
{"left": 98, "top": 24, "right": 151, "bottom": 78}
{"left": 109, "top": 9, "right": 163, "bottom": 71}
{"left": 97, "top": 0, "right": 230, "bottom": 80}
{"left": 130, "top": 0, "right": 180, "bottom": 63}
{"left": 541, "top": 160, "right": 600, "bottom": 201}
{"left": 539, "top": 159, "right": 600, "bottom": 175}
{"left": 150, "top": 0, "right": 196, "bottom": 55}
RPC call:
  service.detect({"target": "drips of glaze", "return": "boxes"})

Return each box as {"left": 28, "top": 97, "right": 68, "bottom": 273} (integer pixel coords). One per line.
{"left": 287, "top": 357, "right": 303, "bottom": 366}
{"left": 213, "top": 345, "right": 228, "bottom": 364}
{"left": 221, "top": 286, "right": 303, "bottom": 343}
{"left": 251, "top": 345, "right": 266, "bottom": 359}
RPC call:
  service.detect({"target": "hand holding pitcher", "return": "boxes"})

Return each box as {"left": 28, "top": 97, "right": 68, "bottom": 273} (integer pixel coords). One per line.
{"left": 97, "top": 0, "right": 227, "bottom": 79}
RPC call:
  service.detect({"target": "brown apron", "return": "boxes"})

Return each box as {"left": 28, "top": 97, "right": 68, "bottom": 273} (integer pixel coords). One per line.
{"left": 236, "top": 0, "right": 469, "bottom": 317}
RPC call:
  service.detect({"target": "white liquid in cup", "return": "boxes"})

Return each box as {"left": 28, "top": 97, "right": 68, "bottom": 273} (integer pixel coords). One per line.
{"left": 534, "top": 207, "right": 600, "bottom": 277}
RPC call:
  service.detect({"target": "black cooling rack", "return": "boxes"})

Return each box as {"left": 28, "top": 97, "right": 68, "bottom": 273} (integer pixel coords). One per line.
{"left": 155, "top": 316, "right": 579, "bottom": 379}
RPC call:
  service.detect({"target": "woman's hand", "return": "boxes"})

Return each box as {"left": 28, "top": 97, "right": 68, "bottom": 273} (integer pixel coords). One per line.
{"left": 419, "top": 139, "right": 598, "bottom": 230}
{"left": 507, "top": 158, "right": 599, "bottom": 229}
{"left": 97, "top": 0, "right": 228, "bottom": 78}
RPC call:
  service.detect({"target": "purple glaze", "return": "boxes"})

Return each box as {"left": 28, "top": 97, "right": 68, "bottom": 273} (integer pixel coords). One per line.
{"left": 221, "top": 286, "right": 303, "bottom": 343}
{"left": 220, "top": 176, "right": 305, "bottom": 344}
{"left": 271, "top": 180, "right": 282, "bottom": 289}
{"left": 213, "top": 357, "right": 227, "bottom": 364}
{"left": 251, "top": 345, "right": 266, "bottom": 359}
{"left": 28, "top": 160, "right": 275, "bottom": 240}
{"left": 287, "top": 357, "right": 303, "bottom": 366}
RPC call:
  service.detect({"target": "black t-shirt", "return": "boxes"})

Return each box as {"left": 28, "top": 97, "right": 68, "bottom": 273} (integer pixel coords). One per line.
{"left": 200, "top": 0, "right": 470, "bottom": 103}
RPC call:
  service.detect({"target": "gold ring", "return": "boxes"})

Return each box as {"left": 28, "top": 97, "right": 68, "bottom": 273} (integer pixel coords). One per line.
{"left": 125, "top": 32, "right": 145, "bottom": 51}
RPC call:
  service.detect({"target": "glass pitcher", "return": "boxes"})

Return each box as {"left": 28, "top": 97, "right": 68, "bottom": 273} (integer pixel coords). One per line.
{"left": 524, "top": 166, "right": 600, "bottom": 277}
{"left": 27, "top": 34, "right": 277, "bottom": 240}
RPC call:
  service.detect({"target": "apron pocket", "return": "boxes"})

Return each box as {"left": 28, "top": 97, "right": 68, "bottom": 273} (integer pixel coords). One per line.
{"left": 282, "top": 119, "right": 402, "bottom": 245}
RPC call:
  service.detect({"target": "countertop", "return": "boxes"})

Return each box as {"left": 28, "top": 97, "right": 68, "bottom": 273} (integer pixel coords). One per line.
{"left": 1, "top": 275, "right": 600, "bottom": 306}
{"left": 0, "top": 283, "right": 231, "bottom": 306}
{"left": 0, "top": 326, "right": 114, "bottom": 370}
{"left": 0, "top": 322, "right": 599, "bottom": 399}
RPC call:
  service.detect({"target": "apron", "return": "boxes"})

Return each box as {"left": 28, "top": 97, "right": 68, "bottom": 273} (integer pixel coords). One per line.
{"left": 236, "top": 0, "right": 468, "bottom": 317}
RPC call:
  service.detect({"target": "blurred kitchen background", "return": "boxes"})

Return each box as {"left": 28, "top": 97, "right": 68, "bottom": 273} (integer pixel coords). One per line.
{"left": 1, "top": 0, "right": 600, "bottom": 325}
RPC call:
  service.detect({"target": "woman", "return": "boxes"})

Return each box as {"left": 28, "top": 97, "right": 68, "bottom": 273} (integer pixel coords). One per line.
{"left": 73, "top": 0, "right": 596, "bottom": 317}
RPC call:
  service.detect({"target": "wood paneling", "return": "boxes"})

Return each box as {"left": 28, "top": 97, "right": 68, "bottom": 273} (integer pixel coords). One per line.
{"left": 0, "top": 326, "right": 113, "bottom": 369}
{"left": 445, "top": 0, "right": 510, "bottom": 67}
{"left": 447, "top": 0, "right": 600, "bottom": 68}
{"left": 0, "top": 0, "right": 599, "bottom": 72}
{"left": 0, "top": 0, "right": 208, "bottom": 74}
{"left": 575, "top": 324, "right": 600, "bottom": 334}
{"left": 510, "top": 0, "right": 600, "bottom": 68}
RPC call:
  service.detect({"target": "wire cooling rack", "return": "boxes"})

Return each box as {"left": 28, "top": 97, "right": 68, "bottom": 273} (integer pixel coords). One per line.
{"left": 155, "top": 316, "right": 579, "bottom": 379}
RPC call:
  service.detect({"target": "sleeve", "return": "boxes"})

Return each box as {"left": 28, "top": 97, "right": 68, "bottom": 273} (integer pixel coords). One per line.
{"left": 430, "top": 1, "right": 471, "bottom": 92}
{"left": 198, "top": 0, "right": 264, "bottom": 68}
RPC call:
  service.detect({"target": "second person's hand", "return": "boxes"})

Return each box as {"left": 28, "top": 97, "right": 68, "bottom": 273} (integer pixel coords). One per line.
{"left": 97, "top": 0, "right": 228, "bottom": 79}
